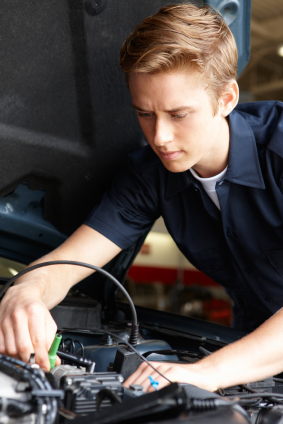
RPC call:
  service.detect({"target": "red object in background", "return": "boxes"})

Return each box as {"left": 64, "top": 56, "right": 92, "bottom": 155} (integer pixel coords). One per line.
{"left": 140, "top": 243, "right": 151, "bottom": 255}
{"left": 203, "top": 298, "right": 232, "bottom": 326}
{"left": 127, "top": 265, "right": 232, "bottom": 326}
{"left": 128, "top": 265, "right": 218, "bottom": 287}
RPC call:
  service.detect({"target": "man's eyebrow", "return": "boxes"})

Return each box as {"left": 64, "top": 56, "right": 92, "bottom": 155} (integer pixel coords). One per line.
{"left": 166, "top": 106, "right": 194, "bottom": 112}
{"left": 132, "top": 105, "right": 149, "bottom": 111}
{"left": 132, "top": 104, "right": 194, "bottom": 112}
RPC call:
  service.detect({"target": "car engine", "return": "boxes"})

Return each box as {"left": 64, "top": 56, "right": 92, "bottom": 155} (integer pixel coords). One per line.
{"left": 1, "top": 262, "right": 283, "bottom": 424}
{"left": 2, "top": 319, "right": 283, "bottom": 424}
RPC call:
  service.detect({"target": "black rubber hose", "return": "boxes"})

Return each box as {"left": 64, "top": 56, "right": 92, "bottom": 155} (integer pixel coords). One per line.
{"left": 0, "top": 397, "right": 35, "bottom": 417}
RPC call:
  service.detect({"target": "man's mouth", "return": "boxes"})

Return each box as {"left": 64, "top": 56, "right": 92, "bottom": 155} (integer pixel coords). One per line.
{"left": 158, "top": 150, "right": 183, "bottom": 160}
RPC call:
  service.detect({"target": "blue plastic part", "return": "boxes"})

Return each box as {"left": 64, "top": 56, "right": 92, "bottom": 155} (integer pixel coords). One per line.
{"left": 148, "top": 375, "right": 159, "bottom": 391}
{"left": 0, "top": 183, "right": 66, "bottom": 263}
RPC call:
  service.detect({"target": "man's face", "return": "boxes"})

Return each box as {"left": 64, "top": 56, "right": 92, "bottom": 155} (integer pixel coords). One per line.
{"left": 129, "top": 69, "right": 231, "bottom": 176}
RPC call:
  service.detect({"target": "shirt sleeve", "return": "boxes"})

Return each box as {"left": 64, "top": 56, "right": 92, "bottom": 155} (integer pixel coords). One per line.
{"left": 84, "top": 151, "right": 161, "bottom": 249}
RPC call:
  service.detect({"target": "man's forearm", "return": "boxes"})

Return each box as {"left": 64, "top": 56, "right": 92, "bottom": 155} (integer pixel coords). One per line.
{"left": 14, "top": 224, "right": 122, "bottom": 309}
{"left": 189, "top": 307, "right": 283, "bottom": 390}
{"left": 14, "top": 252, "right": 84, "bottom": 311}
{"left": 125, "top": 307, "right": 283, "bottom": 393}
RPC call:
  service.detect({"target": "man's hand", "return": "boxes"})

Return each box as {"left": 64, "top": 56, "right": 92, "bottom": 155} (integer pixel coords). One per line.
{"left": 0, "top": 283, "right": 58, "bottom": 370}
{"left": 0, "top": 225, "right": 121, "bottom": 368}
{"left": 124, "top": 361, "right": 217, "bottom": 393}
{"left": 125, "top": 308, "right": 283, "bottom": 394}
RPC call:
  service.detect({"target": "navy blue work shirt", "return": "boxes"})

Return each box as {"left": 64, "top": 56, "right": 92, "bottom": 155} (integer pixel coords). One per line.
{"left": 85, "top": 101, "right": 283, "bottom": 332}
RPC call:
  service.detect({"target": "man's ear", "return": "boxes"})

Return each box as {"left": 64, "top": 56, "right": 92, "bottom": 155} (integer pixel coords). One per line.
{"left": 219, "top": 80, "right": 239, "bottom": 117}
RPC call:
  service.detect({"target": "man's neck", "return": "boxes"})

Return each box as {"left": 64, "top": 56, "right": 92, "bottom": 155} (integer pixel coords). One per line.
{"left": 193, "top": 117, "right": 230, "bottom": 178}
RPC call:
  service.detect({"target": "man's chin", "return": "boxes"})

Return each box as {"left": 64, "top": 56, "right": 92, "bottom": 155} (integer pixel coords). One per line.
{"left": 161, "top": 160, "right": 191, "bottom": 173}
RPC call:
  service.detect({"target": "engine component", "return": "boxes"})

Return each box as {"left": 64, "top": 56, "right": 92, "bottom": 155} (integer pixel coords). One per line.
{"left": 68, "top": 382, "right": 251, "bottom": 424}
{"left": 219, "top": 377, "right": 277, "bottom": 396}
{"left": 57, "top": 350, "right": 96, "bottom": 373}
{"left": 50, "top": 298, "right": 101, "bottom": 331}
{"left": 258, "top": 405, "right": 283, "bottom": 424}
{"left": 50, "top": 364, "right": 89, "bottom": 386}
{"left": 50, "top": 365, "right": 124, "bottom": 415}
{"left": 112, "top": 347, "right": 142, "bottom": 380}
{"left": 0, "top": 354, "right": 59, "bottom": 424}
{"left": 81, "top": 338, "right": 178, "bottom": 372}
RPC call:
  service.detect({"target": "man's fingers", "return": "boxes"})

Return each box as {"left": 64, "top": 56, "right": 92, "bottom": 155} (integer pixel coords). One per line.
{"left": 0, "top": 298, "right": 57, "bottom": 371}
{"left": 46, "top": 313, "right": 59, "bottom": 368}
{"left": 0, "top": 284, "right": 59, "bottom": 370}
{"left": 55, "top": 355, "right": 61, "bottom": 366}
{"left": 124, "top": 361, "right": 148, "bottom": 387}
{"left": 131, "top": 368, "right": 159, "bottom": 391}
{"left": 147, "top": 372, "right": 170, "bottom": 392}
{"left": 124, "top": 362, "right": 167, "bottom": 392}
{"left": 124, "top": 362, "right": 174, "bottom": 393}
{"left": 13, "top": 311, "right": 35, "bottom": 363}
{"left": 0, "top": 330, "right": 5, "bottom": 354}
{"left": 1, "top": 318, "right": 18, "bottom": 357}
{"left": 28, "top": 304, "right": 50, "bottom": 371}
{"left": 46, "top": 315, "right": 58, "bottom": 351}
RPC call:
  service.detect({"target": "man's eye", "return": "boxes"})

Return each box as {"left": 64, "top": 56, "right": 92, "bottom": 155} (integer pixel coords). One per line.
{"left": 172, "top": 113, "right": 187, "bottom": 119}
{"left": 137, "top": 112, "right": 153, "bottom": 118}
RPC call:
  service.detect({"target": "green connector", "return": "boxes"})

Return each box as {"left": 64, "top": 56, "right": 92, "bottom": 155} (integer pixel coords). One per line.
{"left": 48, "top": 334, "right": 62, "bottom": 370}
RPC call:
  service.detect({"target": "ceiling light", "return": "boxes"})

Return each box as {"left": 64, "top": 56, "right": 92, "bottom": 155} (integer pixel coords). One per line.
{"left": 277, "top": 45, "right": 283, "bottom": 57}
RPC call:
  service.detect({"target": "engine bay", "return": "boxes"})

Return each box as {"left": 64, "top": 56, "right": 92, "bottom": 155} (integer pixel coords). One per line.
{"left": 1, "top": 301, "right": 283, "bottom": 424}
{"left": 1, "top": 263, "right": 283, "bottom": 424}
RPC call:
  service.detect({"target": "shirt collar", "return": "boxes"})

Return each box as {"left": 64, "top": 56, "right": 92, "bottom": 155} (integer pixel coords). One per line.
{"left": 225, "top": 109, "right": 265, "bottom": 189}
{"left": 165, "top": 108, "right": 265, "bottom": 198}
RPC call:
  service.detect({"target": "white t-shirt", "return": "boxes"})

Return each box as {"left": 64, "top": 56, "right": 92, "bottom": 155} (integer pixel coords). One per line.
{"left": 189, "top": 167, "right": 227, "bottom": 210}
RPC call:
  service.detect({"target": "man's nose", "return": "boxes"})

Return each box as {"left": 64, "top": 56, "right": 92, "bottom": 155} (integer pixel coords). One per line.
{"left": 153, "top": 118, "right": 173, "bottom": 147}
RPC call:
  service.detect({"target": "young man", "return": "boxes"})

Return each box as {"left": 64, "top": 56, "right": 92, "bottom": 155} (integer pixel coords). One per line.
{"left": 1, "top": 3, "right": 283, "bottom": 393}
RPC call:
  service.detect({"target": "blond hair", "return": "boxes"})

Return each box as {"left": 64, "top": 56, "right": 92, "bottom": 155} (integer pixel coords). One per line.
{"left": 119, "top": 3, "right": 238, "bottom": 112}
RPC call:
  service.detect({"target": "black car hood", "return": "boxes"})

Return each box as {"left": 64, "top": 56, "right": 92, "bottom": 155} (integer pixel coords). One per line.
{"left": 0, "top": 0, "right": 250, "bottom": 252}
